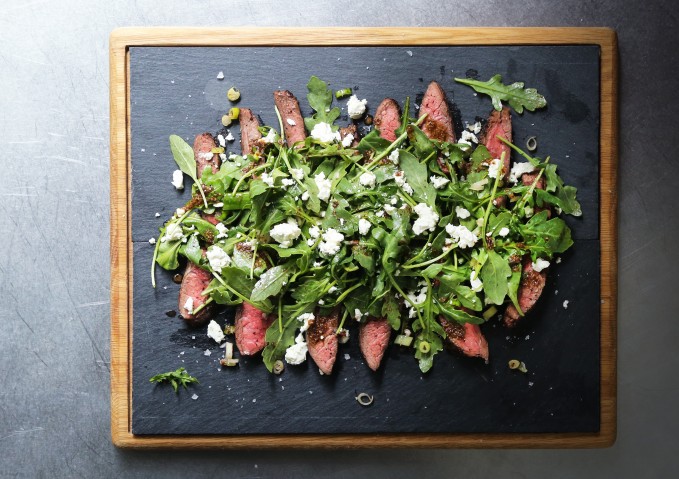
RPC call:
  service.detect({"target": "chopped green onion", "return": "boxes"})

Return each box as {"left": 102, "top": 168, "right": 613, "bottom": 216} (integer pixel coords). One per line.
{"left": 394, "top": 334, "right": 414, "bottom": 347}
{"left": 335, "top": 88, "right": 352, "bottom": 99}
{"left": 227, "top": 87, "right": 241, "bottom": 102}
{"left": 418, "top": 341, "right": 431, "bottom": 354}
{"left": 482, "top": 306, "right": 498, "bottom": 320}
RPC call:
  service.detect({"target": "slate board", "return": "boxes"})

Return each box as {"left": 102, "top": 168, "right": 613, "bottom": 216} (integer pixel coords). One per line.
{"left": 129, "top": 46, "right": 600, "bottom": 435}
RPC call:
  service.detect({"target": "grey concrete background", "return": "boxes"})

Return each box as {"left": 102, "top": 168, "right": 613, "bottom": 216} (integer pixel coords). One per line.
{"left": 0, "top": 0, "right": 676, "bottom": 477}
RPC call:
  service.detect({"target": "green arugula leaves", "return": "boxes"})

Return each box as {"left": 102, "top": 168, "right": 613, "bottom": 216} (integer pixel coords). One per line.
{"left": 455, "top": 74, "right": 547, "bottom": 114}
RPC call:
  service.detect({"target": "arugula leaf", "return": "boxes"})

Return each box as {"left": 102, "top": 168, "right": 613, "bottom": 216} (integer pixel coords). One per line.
{"left": 150, "top": 367, "right": 198, "bottom": 393}
{"left": 250, "top": 265, "right": 291, "bottom": 302}
{"left": 480, "top": 250, "right": 512, "bottom": 305}
{"left": 398, "top": 150, "right": 437, "bottom": 207}
{"left": 356, "top": 129, "right": 391, "bottom": 156}
{"left": 181, "top": 234, "right": 202, "bottom": 265}
{"left": 156, "top": 238, "right": 182, "bottom": 270}
{"left": 169, "top": 135, "right": 208, "bottom": 207}
{"left": 455, "top": 74, "right": 547, "bottom": 114}
{"left": 381, "top": 294, "right": 401, "bottom": 330}
{"left": 520, "top": 211, "right": 573, "bottom": 255}
{"left": 453, "top": 284, "right": 483, "bottom": 312}
{"left": 407, "top": 124, "right": 436, "bottom": 160}
{"left": 304, "top": 76, "right": 341, "bottom": 132}
{"left": 436, "top": 301, "right": 485, "bottom": 325}
{"left": 262, "top": 314, "right": 300, "bottom": 373}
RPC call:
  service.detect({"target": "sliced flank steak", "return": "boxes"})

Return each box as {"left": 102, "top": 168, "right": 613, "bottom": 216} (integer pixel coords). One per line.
{"left": 419, "top": 81, "right": 456, "bottom": 143}
{"left": 503, "top": 255, "right": 548, "bottom": 328}
{"left": 273, "top": 90, "right": 306, "bottom": 147}
{"left": 480, "top": 106, "right": 512, "bottom": 179}
{"left": 235, "top": 302, "right": 274, "bottom": 355}
{"left": 439, "top": 317, "right": 489, "bottom": 362}
{"left": 373, "top": 98, "right": 401, "bottom": 142}
{"left": 307, "top": 309, "right": 339, "bottom": 375}
{"left": 359, "top": 317, "right": 391, "bottom": 371}
{"left": 239, "top": 108, "right": 262, "bottom": 156}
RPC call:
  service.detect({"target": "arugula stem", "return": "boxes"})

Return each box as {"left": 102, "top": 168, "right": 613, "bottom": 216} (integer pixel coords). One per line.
{"left": 232, "top": 164, "right": 268, "bottom": 195}
{"left": 250, "top": 241, "right": 259, "bottom": 280}
{"left": 331, "top": 282, "right": 364, "bottom": 305}
{"left": 278, "top": 295, "right": 283, "bottom": 333}
{"left": 212, "top": 271, "right": 255, "bottom": 306}
{"left": 336, "top": 309, "right": 349, "bottom": 333}
{"left": 385, "top": 272, "right": 423, "bottom": 324}
{"left": 151, "top": 208, "right": 194, "bottom": 288}
{"left": 480, "top": 152, "right": 504, "bottom": 244}
{"left": 498, "top": 136, "right": 538, "bottom": 166}
{"left": 196, "top": 179, "right": 209, "bottom": 209}
{"left": 191, "top": 297, "right": 213, "bottom": 316}
{"left": 403, "top": 246, "right": 455, "bottom": 270}
{"left": 274, "top": 105, "right": 285, "bottom": 142}
{"left": 397, "top": 190, "right": 417, "bottom": 208}
{"left": 366, "top": 114, "right": 428, "bottom": 169}
{"left": 515, "top": 158, "right": 548, "bottom": 211}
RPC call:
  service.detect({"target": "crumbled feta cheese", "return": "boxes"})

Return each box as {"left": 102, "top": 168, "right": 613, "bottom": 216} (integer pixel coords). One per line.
{"left": 297, "top": 312, "right": 315, "bottom": 332}
{"left": 148, "top": 237, "right": 156, "bottom": 245}
{"left": 176, "top": 208, "right": 186, "bottom": 217}
{"left": 301, "top": 191, "right": 310, "bottom": 201}
{"left": 412, "top": 203, "right": 439, "bottom": 235}
{"left": 358, "top": 218, "right": 371, "bottom": 235}
{"left": 555, "top": 257, "right": 562, "bottom": 264}
{"left": 318, "top": 228, "right": 344, "bottom": 255}
{"left": 388, "top": 149, "right": 400, "bottom": 164}
{"left": 430, "top": 175, "right": 450, "bottom": 189}
{"left": 183, "top": 297, "right": 194, "bottom": 314}
{"left": 532, "top": 258, "right": 550, "bottom": 272}
{"left": 270, "top": 220, "right": 302, "bottom": 248}
{"left": 290, "top": 168, "right": 304, "bottom": 180}
{"left": 498, "top": 227, "right": 510, "bottom": 237}
{"left": 459, "top": 130, "right": 478, "bottom": 146}
{"left": 467, "top": 121, "right": 482, "bottom": 134}
{"left": 155, "top": 212, "right": 161, "bottom": 217}
{"left": 171, "top": 169, "right": 184, "bottom": 189}
{"left": 286, "top": 118, "right": 297, "bottom": 126}
{"left": 406, "top": 50, "right": 413, "bottom": 56}
{"left": 563, "top": 300, "right": 570, "bottom": 309}
{"left": 285, "top": 333, "right": 308, "bottom": 365}
{"left": 346, "top": 95, "right": 367, "bottom": 119}
{"left": 341, "top": 133, "right": 354, "bottom": 147}
{"left": 262, "top": 129, "right": 277, "bottom": 143}
{"left": 354, "top": 309, "right": 364, "bottom": 321}
{"left": 469, "top": 270, "right": 483, "bottom": 292}
{"left": 359, "top": 171, "right": 376, "bottom": 188}
{"left": 219, "top": 153, "right": 226, "bottom": 162}
{"left": 215, "top": 222, "right": 229, "bottom": 239}
{"left": 207, "top": 320, "right": 225, "bottom": 343}
{"left": 455, "top": 206, "right": 471, "bottom": 219}
{"left": 487, "top": 158, "right": 503, "bottom": 179}
{"left": 217, "top": 71, "right": 224, "bottom": 80}
{"left": 376, "top": 210, "right": 385, "bottom": 218}
{"left": 261, "top": 172, "right": 274, "bottom": 187}
{"left": 509, "top": 162, "right": 536, "bottom": 183}
{"left": 217, "top": 134, "right": 226, "bottom": 147}
{"left": 390, "top": 197, "right": 398, "bottom": 205}
{"left": 383, "top": 204, "right": 396, "bottom": 214}
{"left": 338, "top": 329, "right": 350, "bottom": 344}
{"left": 204, "top": 349, "right": 212, "bottom": 356}
{"left": 225, "top": 131, "right": 235, "bottom": 142}
{"left": 191, "top": 393, "right": 199, "bottom": 400}
{"left": 308, "top": 226, "right": 321, "bottom": 239}
{"left": 206, "top": 245, "right": 231, "bottom": 273}
{"left": 314, "top": 172, "right": 332, "bottom": 202}
{"left": 328, "top": 286, "right": 338, "bottom": 294}
{"left": 162, "top": 222, "right": 184, "bottom": 242}
{"left": 445, "top": 224, "right": 478, "bottom": 249}
{"left": 281, "top": 178, "right": 295, "bottom": 187}
{"left": 394, "top": 171, "right": 414, "bottom": 195}
{"left": 310, "top": 122, "right": 340, "bottom": 143}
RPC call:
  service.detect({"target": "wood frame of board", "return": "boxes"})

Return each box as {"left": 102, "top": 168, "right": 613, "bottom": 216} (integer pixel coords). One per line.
{"left": 110, "top": 27, "right": 618, "bottom": 449}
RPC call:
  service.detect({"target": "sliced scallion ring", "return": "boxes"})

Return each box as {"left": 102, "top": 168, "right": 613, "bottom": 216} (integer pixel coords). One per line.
{"left": 355, "top": 392, "right": 374, "bottom": 406}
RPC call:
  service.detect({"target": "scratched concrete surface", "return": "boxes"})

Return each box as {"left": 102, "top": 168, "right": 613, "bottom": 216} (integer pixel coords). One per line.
{"left": 0, "top": 1, "right": 677, "bottom": 478}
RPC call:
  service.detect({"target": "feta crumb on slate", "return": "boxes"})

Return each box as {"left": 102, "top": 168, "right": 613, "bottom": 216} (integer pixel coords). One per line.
{"left": 412, "top": 203, "right": 439, "bottom": 235}
{"left": 184, "top": 297, "right": 194, "bottom": 314}
{"left": 285, "top": 333, "right": 308, "bottom": 365}
{"left": 467, "top": 121, "right": 482, "bottom": 134}
{"left": 204, "top": 349, "right": 212, "bottom": 356}
{"left": 358, "top": 218, "right": 372, "bottom": 235}
{"left": 191, "top": 393, "right": 199, "bottom": 400}
{"left": 498, "top": 227, "right": 510, "bottom": 237}
{"left": 346, "top": 95, "right": 367, "bottom": 119}
{"left": 206, "top": 245, "right": 231, "bottom": 273}
{"left": 532, "top": 258, "right": 550, "bottom": 272}
{"left": 155, "top": 212, "right": 161, "bottom": 217}
{"left": 341, "top": 133, "right": 354, "bottom": 147}
{"left": 286, "top": 118, "right": 297, "bottom": 126}
{"left": 270, "top": 219, "right": 302, "bottom": 248}
{"left": 207, "top": 320, "right": 225, "bottom": 343}
{"left": 148, "top": 237, "right": 156, "bottom": 245}
{"left": 319, "top": 228, "right": 344, "bottom": 255}
{"left": 406, "top": 50, "right": 413, "bottom": 56}
{"left": 430, "top": 175, "right": 450, "bottom": 189}
{"left": 310, "top": 122, "right": 340, "bottom": 143}
{"left": 171, "top": 169, "right": 184, "bottom": 189}
{"left": 217, "top": 134, "right": 226, "bottom": 147}
{"left": 359, "top": 171, "right": 376, "bottom": 188}
{"left": 217, "top": 71, "right": 224, "bottom": 80}
{"left": 509, "top": 162, "right": 536, "bottom": 183}
{"left": 459, "top": 130, "right": 478, "bottom": 146}
{"left": 314, "top": 172, "right": 332, "bottom": 201}
{"left": 344, "top": 353, "right": 351, "bottom": 360}
{"left": 555, "top": 257, "right": 562, "bottom": 264}
{"left": 563, "top": 300, "right": 570, "bottom": 309}
{"left": 225, "top": 131, "right": 235, "bottom": 142}
{"left": 455, "top": 206, "right": 471, "bottom": 219}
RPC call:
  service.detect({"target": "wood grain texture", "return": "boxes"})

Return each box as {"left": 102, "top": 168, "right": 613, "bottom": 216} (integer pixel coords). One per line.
{"left": 110, "top": 27, "right": 618, "bottom": 448}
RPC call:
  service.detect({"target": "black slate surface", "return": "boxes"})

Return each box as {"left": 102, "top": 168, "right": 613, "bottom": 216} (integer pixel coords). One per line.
{"left": 129, "top": 46, "right": 600, "bottom": 435}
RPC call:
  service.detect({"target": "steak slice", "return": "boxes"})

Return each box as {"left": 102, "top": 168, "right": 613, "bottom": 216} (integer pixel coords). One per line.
{"left": 373, "top": 98, "right": 401, "bottom": 142}
{"left": 503, "top": 255, "right": 548, "bottom": 328}
{"left": 273, "top": 90, "right": 306, "bottom": 147}
{"left": 307, "top": 309, "right": 339, "bottom": 375}
{"left": 193, "top": 132, "right": 221, "bottom": 177}
{"left": 339, "top": 124, "right": 360, "bottom": 147}
{"left": 440, "top": 317, "right": 489, "bottom": 362}
{"left": 235, "top": 302, "right": 274, "bottom": 355}
{"left": 359, "top": 317, "right": 391, "bottom": 371}
{"left": 178, "top": 261, "right": 214, "bottom": 327}
{"left": 480, "top": 107, "right": 512, "bottom": 179}
{"left": 419, "top": 81, "right": 456, "bottom": 143}
{"left": 239, "top": 108, "right": 262, "bottom": 155}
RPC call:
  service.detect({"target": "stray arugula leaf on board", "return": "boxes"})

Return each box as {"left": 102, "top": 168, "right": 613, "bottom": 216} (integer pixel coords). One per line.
{"left": 455, "top": 74, "right": 547, "bottom": 113}
{"left": 149, "top": 367, "right": 198, "bottom": 393}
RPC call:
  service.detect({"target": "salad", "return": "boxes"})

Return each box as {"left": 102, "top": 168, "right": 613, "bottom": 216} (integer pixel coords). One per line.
{"left": 150, "top": 74, "right": 580, "bottom": 375}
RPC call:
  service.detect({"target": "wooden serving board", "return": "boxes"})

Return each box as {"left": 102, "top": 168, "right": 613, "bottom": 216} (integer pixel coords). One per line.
{"left": 110, "top": 27, "right": 618, "bottom": 448}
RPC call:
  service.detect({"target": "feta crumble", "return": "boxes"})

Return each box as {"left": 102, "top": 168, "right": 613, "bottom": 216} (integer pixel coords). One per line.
{"left": 455, "top": 206, "right": 471, "bottom": 219}
{"left": 162, "top": 223, "right": 184, "bottom": 242}
{"left": 341, "top": 133, "right": 354, "bottom": 147}
{"left": 412, "top": 203, "right": 439, "bottom": 235}
{"left": 358, "top": 218, "right": 372, "bottom": 235}
{"left": 394, "top": 171, "right": 414, "bottom": 195}
{"left": 286, "top": 118, "right": 297, "bottom": 126}
{"left": 359, "top": 171, "right": 376, "bottom": 188}
{"left": 171, "top": 169, "right": 184, "bottom": 189}
{"left": 225, "top": 131, "right": 235, "bottom": 142}
{"left": 183, "top": 297, "right": 194, "bottom": 314}
{"left": 207, "top": 320, "right": 225, "bottom": 343}
{"left": 314, "top": 172, "right": 332, "bottom": 202}
{"left": 487, "top": 158, "right": 503, "bottom": 179}
{"left": 388, "top": 149, "right": 400, "bottom": 164}
{"left": 498, "top": 227, "right": 510, "bottom": 237}
{"left": 297, "top": 312, "right": 315, "bottom": 332}
{"left": 310, "top": 122, "right": 340, "bottom": 143}
{"left": 148, "top": 237, "right": 156, "bottom": 245}
{"left": 217, "top": 134, "right": 226, "bottom": 147}
{"left": 285, "top": 333, "right": 308, "bottom": 365}
{"left": 217, "top": 71, "right": 224, "bottom": 80}
{"left": 261, "top": 172, "right": 274, "bottom": 187}
{"left": 509, "top": 162, "right": 536, "bottom": 183}
{"left": 445, "top": 224, "right": 478, "bottom": 249}
{"left": 270, "top": 220, "right": 302, "bottom": 248}
{"left": 354, "top": 309, "right": 364, "bottom": 321}
{"left": 308, "top": 226, "right": 321, "bottom": 239}
{"left": 289, "top": 168, "right": 304, "bottom": 180}
{"left": 215, "top": 222, "right": 229, "bottom": 239}
{"left": 430, "top": 175, "right": 450, "bottom": 189}
{"left": 261, "top": 129, "right": 277, "bottom": 144}
{"left": 319, "top": 228, "right": 344, "bottom": 255}
{"left": 467, "top": 121, "right": 482, "bottom": 134}
{"left": 459, "top": 130, "right": 478, "bottom": 146}
{"left": 206, "top": 245, "right": 231, "bottom": 273}
{"left": 346, "top": 95, "right": 367, "bottom": 119}
{"left": 563, "top": 300, "right": 570, "bottom": 309}
{"left": 532, "top": 258, "right": 550, "bottom": 272}
{"left": 469, "top": 270, "right": 483, "bottom": 292}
